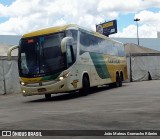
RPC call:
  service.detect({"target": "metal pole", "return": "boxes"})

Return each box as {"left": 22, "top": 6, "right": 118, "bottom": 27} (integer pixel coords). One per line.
{"left": 134, "top": 18, "right": 140, "bottom": 46}
{"left": 129, "top": 53, "right": 132, "bottom": 82}
{"left": 136, "top": 21, "right": 139, "bottom": 45}
{"left": 2, "top": 60, "right": 6, "bottom": 94}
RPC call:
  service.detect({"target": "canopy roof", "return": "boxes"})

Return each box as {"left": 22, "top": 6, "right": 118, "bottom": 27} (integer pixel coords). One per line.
{"left": 124, "top": 43, "right": 160, "bottom": 54}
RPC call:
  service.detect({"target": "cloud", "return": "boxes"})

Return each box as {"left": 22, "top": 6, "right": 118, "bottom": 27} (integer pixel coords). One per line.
{"left": 135, "top": 10, "right": 160, "bottom": 27}
{"left": 135, "top": 10, "right": 160, "bottom": 37}
{"left": 111, "top": 25, "right": 137, "bottom": 38}
{"left": 0, "top": 0, "right": 160, "bottom": 37}
{"left": 143, "top": 0, "right": 160, "bottom": 8}
{"left": 112, "top": 10, "right": 160, "bottom": 38}
{"left": 98, "top": 0, "right": 142, "bottom": 13}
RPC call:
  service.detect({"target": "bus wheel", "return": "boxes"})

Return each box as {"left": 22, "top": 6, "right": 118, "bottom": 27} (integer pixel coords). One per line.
{"left": 119, "top": 76, "right": 122, "bottom": 87}
{"left": 116, "top": 74, "right": 122, "bottom": 87}
{"left": 119, "top": 74, "right": 123, "bottom": 87}
{"left": 45, "top": 94, "right": 51, "bottom": 99}
{"left": 80, "top": 76, "right": 90, "bottom": 96}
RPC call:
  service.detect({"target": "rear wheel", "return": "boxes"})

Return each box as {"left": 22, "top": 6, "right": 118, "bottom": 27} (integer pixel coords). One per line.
{"left": 45, "top": 94, "right": 51, "bottom": 99}
{"left": 116, "top": 74, "right": 122, "bottom": 87}
{"left": 110, "top": 73, "right": 122, "bottom": 88}
{"left": 119, "top": 75, "right": 122, "bottom": 87}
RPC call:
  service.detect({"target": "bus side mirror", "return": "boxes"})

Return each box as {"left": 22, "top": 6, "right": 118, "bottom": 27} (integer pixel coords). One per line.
{"left": 7, "top": 45, "right": 19, "bottom": 60}
{"left": 61, "top": 37, "right": 73, "bottom": 54}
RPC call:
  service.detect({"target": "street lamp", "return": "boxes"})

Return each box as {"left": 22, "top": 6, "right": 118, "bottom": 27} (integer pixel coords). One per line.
{"left": 134, "top": 18, "right": 140, "bottom": 45}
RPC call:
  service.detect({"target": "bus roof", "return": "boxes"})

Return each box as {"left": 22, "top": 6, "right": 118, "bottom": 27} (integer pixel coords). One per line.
{"left": 22, "top": 24, "right": 123, "bottom": 45}
{"left": 22, "top": 24, "right": 78, "bottom": 38}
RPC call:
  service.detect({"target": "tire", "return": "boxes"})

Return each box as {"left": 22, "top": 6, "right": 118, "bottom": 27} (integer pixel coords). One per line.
{"left": 45, "top": 94, "right": 51, "bottom": 99}
{"left": 116, "top": 74, "right": 122, "bottom": 87}
{"left": 120, "top": 72, "right": 124, "bottom": 81}
{"left": 115, "top": 75, "right": 120, "bottom": 87}
{"left": 91, "top": 86, "right": 98, "bottom": 91}
{"left": 80, "top": 76, "right": 90, "bottom": 96}
{"left": 119, "top": 76, "right": 122, "bottom": 87}
{"left": 110, "top": 74, "right": 122, "bottom": 88}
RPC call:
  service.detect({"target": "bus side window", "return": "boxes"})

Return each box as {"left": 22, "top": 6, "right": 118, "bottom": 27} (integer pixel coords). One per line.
{"left": 112, "top": 43, "right": 118, "bottom": 56}
{"left": 115, "top": 43, "right": 125, "bottom": 57}
{"left": 105, "top": 40, "right": 113, "bottom": 55}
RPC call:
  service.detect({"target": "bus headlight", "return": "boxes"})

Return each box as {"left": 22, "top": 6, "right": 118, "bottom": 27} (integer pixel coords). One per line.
{"left": 22, "top": 90, "right": 26, "bottom": 93}
{"left": 59, "top": 77, "right": 64, "bottom": 81}
{"left": 20, "top": 81, "right": 25, "bottom": 86}
{"left": 58, "top": 72, "right": 70, "bottom": 81}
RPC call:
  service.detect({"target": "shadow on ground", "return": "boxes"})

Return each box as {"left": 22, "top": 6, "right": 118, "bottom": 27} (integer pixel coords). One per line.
{"left": 26, "top": 84, "right": 128, "bottom": 103}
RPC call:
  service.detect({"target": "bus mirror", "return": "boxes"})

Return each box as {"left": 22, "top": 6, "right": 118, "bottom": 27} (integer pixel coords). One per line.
{"left": 61, "top": 37, "right": 73, "bottom": 54}
{"left": 7, "top": 45, "right": 19, "bottom": 60}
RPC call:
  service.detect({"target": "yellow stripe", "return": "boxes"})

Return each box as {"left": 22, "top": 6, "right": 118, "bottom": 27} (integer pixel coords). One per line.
{"left": 22, "top": 24, "right": 78, "bottom": 38}
{"left": 20, "top": 77, "right": 42, "bottom": 83}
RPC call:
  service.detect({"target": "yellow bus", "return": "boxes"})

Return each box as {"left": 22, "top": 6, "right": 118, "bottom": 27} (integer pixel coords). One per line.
{"left": 8, "top": 24, "right": 128, "bottom": 99}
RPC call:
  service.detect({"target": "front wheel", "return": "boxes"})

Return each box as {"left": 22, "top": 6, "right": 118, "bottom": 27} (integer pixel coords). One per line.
{"left": 80, "top": 76, "right": 90, "bottom": 96}
{"left": 45, "top": 94, "right": 51, "bottom": 99}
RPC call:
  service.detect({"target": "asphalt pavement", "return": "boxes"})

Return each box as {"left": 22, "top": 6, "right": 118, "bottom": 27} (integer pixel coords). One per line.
{"left": 0, "top": 80, "right": 160, "bottom": 139}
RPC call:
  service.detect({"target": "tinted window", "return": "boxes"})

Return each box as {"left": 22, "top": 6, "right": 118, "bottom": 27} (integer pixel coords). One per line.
{"left": 114, "top": 43, "right": 125, "bottom": 56}
{"left": 19, "top": 32, "right": 66, "bottom": 77}
{"left": 79, "top": 30, "right": 125, "bottom": 56}
{"left": 80, "top": 31, "right": 101, "bottom": 53}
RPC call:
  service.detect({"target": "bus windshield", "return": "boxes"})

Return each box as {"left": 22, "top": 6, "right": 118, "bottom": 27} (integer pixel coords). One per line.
{"left": 19, "top": 32, "right": 66, "bottom": 77}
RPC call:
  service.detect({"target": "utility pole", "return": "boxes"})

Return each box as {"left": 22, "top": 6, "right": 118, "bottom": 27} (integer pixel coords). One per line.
{"left": 134, "top": 18, "right": 140, "bottom": 45}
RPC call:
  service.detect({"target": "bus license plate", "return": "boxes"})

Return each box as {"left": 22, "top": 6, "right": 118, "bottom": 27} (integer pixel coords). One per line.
{"left": 38, "top": 88, "right": 46, "bottom": 92}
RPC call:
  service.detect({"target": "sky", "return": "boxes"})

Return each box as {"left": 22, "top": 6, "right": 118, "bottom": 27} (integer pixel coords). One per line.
{"left": 0, "top": 0, "right": 160, "bottom": 38}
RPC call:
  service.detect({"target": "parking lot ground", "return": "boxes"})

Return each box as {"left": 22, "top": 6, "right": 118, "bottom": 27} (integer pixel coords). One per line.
{"left": 0, "top": 80, "right": 160, "bottom": 139}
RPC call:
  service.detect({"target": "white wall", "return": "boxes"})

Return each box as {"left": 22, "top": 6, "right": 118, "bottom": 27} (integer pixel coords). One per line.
{"left": 127, "top": 55, "right": 160, "bottom": 81}
{"left": 0, "top": 58, "right": 20, "bottom": 94}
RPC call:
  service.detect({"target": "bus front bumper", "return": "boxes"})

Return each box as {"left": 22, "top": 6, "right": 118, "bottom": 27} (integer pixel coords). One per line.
{"left": 21, "top": 79, "right": 69, "bottom": 96}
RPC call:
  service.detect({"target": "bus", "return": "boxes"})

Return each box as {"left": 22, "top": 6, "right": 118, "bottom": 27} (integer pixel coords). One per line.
{"left": 8, "top": 24, "right": 128, "bottom": 99}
